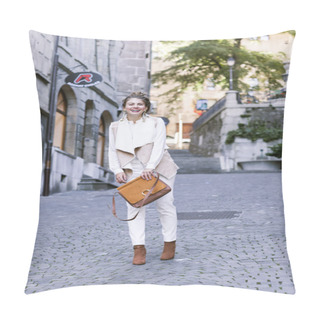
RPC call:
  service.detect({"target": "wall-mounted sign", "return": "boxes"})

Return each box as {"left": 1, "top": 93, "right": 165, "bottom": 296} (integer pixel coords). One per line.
{"left": 65, "top": 72, "right": 103, "bottom": 87}
{"left": 194, "top": 99, "right": 208, "bottom": 115}
{"left": 196, "top": 99, "right": 208, "bottom": 111}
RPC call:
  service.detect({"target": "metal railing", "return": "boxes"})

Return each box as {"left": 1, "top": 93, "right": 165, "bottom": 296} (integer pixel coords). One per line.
{"left": 193, "top": 97, "right": 226, "bottom": 131}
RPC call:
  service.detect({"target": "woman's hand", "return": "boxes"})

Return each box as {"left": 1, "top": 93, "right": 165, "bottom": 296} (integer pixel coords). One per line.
{"left": 116, "top": 172, "right": 127, "bottom": 184}
{"left": 140, "top": 169, "right": 155, "bottom": 180}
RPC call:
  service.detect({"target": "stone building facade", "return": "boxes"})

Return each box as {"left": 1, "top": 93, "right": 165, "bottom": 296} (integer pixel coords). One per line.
{"left": 29, "top": 31, "right": 151, "bottom": 194}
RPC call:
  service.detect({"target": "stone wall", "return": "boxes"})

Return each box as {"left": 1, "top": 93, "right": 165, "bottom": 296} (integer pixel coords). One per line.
{"left": 50, "top": 147, "right": 84, "bottom": 194}
{"left": 189, "top": 91, "right": 285, "bottom": 171}
{"left": 116, "top": 41, "right": 152, "bottom": 107}
{"left": 189, "top": 111, "right": 223, "bottom": 156}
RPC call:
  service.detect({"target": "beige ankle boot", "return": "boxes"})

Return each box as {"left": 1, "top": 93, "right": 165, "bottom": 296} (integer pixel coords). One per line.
{"left": 133, "top": 245, "right": 146, "bottom": 265}
{"left": 160, "top": 241, "right": 176, "bottom": 260}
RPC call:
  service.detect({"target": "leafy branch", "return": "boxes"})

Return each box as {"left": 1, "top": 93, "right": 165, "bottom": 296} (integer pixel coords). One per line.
{"left": 225, "top": 120, "right": 283, "bottom": 144}
{"left": 152, "top": 34, "right": 293, "bottom": 104}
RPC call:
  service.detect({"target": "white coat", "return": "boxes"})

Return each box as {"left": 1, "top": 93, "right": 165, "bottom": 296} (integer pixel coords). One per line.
{"left": 108, "top": 115, "right": 179, "bottom": 179}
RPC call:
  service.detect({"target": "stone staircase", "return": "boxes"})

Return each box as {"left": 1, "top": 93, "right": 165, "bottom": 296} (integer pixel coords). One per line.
{"left": 77, "top": 174, "right": 117, "bottom": 191}
{"left": 77, "top": 150, "right": 222, "bottom": 190}
{"left": 168, "top": 149, "right": 221, "bottom": 174}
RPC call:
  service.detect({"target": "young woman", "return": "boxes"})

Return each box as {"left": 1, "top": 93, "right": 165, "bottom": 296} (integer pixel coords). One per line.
{"left": 108, "top": 92, "right": 179, "bottom": 265}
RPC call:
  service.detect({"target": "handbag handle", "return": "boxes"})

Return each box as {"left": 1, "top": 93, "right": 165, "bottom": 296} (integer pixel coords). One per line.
{"left": 111, "top": 172, "right": 160, "bottom": 221}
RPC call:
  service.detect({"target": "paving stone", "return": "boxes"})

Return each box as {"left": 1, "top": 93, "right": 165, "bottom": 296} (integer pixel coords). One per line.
{"left": 25, "top": 172, "right": 295, "bottom": 294}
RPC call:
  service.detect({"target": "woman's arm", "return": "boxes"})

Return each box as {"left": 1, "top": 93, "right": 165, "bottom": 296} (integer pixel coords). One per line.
{"left": 142, "top": 118, "right": 166, "bottom": 178}
{"left": 108, "top": 124, "right": 127, "bottom": 183}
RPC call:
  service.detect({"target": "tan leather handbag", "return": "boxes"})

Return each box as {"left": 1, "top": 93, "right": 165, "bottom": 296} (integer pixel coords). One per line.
{"left": 112, "top": 172, "right": 171, "bottom": 221}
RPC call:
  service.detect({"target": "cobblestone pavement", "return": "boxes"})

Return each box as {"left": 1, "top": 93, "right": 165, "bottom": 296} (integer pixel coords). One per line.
{"left": 25, "top": 173, "right": 295, "bottom": 294}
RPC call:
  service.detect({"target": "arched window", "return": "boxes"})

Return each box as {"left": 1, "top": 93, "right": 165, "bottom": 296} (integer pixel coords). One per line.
{"left": 96, "top": 117, "right": 105, "bottom": 166}
{"left": 53, "top": 90, "right": 67, "bottom": 150}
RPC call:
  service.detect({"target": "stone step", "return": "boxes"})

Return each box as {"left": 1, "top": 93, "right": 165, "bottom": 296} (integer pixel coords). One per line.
{"left": 167, "top": 149, "right": 192, "bottom": 154}
{"left": 168, "top": 150, "right": 205, "bottom": 157}
{"left": 77, "top": 181, "right": 117, "bottom": 191}
{"left": 78, "top": 149, "right": 222, "bottom": 190}
{"left": 168, "top": 149, "right": 221, "bottom": 173}
{"left": 80, "top": 178, "right": 103, "bottom": 183}
{"left": 77, "top": 173, "right": 118, "bottom": 191}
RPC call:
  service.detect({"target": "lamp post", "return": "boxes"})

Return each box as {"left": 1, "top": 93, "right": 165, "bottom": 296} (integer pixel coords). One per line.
{"left": 227, "top": 57, "right": 235, "bottom": 90}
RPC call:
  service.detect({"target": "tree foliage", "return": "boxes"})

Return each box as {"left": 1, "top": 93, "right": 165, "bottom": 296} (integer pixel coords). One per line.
{"left": 152, "top": 37, "right": 289, "bottom": 103}
{"left": 266, "top": 143, "right": 282, "bottom": 158}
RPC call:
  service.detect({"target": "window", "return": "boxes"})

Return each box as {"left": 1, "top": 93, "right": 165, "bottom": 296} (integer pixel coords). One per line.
{"left": 53, "top": 90, "right": 67, "bottom": 150}
{"left": 205, "top": 78, "right": 215, "bottom": 90}
{"left": 96, "top": 117, "right": 105, "bottom": 166}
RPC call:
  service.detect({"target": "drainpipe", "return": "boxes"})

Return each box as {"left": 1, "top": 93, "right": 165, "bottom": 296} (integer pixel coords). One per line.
{"left": 43, "top": 35, "right": 59, "bottom": 196}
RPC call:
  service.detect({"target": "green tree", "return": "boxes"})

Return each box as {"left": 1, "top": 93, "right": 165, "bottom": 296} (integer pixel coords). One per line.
{"left": 152, "top": 32, "right": 294, "bottom": 104}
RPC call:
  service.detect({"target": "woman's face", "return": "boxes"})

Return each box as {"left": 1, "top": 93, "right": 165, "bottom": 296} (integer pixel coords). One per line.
{"left": 124, "top": 98, "right": 147, "bottom": 118}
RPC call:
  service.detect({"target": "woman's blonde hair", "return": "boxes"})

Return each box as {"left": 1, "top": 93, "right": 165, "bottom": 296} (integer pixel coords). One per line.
{"left": 122, "top": 91, "right": 151, "bottom": 113}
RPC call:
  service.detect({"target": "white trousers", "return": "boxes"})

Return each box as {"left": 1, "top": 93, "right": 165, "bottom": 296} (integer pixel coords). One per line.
{"left": 126, "top": 158, "right": 177, "bottom": 246}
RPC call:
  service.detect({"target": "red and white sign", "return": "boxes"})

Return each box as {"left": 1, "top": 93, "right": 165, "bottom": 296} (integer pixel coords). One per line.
{"left": 65, "top": 72, "right": 103, "bottom": 87}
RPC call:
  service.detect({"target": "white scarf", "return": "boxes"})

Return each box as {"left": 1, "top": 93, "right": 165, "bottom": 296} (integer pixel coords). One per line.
{"left": 115, "top": 116, "right": 156, "bottom": 155}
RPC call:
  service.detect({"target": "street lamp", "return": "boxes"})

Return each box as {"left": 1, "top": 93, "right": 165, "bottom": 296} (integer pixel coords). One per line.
{"left": 227, "top": 57, "right": 235, "bottom": 90}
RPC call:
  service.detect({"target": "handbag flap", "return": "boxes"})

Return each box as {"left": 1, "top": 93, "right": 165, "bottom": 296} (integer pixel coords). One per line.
{"left": 117, "top": 175, "right": 168, "bottom": 204}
